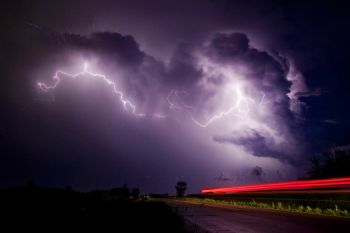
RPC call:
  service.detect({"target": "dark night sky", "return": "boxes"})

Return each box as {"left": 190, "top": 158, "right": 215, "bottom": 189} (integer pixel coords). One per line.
{"left": 1, "top": 0, "right": 350, "bottom": 194}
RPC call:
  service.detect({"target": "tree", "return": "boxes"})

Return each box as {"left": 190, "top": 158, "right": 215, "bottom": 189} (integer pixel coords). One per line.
{"left": 122, "top": 184, "right": 130, "bottom": 197}
{"left": 131, "top": 188, "right": 140, "bottom": 198}
{"left": 111, "top": 184, "right": 130, "bottom": 199}
{"left": 175, "top": 181, "right": 187, "bottom": 197}
{"left": 305, "top": 147, "right": 350, "bottom": 179}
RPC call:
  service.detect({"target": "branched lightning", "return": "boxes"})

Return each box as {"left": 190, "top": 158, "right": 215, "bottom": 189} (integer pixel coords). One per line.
{"left": 38, "top": 62, "right": 145, "bottom": 117}
{"left": 38, "top": 62, "right": 265, "bottom": 127}
{"left": 167, "top": 86, "right": 265, "bottom": 128}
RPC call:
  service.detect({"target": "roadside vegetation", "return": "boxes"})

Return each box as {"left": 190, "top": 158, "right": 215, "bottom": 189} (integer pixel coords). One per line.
{"left": 181, "top": 147, "right": 350, "bottom": 218}
{"left": 184, "top": 197, "right": 350, "bottom": 217}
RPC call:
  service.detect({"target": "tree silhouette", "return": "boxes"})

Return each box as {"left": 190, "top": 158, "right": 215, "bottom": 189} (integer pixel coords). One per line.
{"left": 175, "top": 181, "right": 187, "bottom": 197}
{"left": 305, "top": 147, "right": 350, "bottom": 179}
{"left": 131, "top": 188, "right": 140, "bottom": 198}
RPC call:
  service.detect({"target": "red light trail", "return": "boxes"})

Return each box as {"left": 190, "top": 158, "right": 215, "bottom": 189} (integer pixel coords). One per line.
{"left": 201, "top": 177, "right": 350, "bottom": 194}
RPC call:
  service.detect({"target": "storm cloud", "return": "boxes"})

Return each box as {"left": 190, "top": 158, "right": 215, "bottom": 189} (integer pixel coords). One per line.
{"left": 2, "top": 0, "right": 349, "bottom": 193}
{"left": 12, "top": 28, "right": 309, "bottom": 176}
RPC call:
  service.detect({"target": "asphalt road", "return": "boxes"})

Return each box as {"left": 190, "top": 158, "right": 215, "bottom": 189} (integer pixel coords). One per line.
{"left": 164, "top": 199, "right": 350, "bottom": 233}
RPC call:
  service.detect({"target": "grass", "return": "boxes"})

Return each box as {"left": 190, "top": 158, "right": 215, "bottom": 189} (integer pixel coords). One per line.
{"left": 184, "top": 197, "right": 350, "bottom": 217}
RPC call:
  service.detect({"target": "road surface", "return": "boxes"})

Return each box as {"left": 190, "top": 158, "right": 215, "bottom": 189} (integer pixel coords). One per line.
{"left": 163, "top": 199, "right": 350, "bottom": 233}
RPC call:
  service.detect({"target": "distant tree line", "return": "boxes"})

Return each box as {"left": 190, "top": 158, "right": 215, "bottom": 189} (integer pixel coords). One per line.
{"left": 305, "top": 147, "right": 350, "bottom": 179}
{"left": 0, "top": 182, "right": 189, "bottom": 232}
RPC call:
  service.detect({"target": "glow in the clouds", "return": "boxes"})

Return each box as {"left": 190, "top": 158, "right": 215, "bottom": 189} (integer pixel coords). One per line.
{"left": 38, "top": 62, "right": 264, "bottom": 127}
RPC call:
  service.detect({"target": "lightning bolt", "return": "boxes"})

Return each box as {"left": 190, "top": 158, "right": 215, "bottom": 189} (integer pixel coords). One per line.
{"left": 167, "top": 86, "right": 265, "bottom": 128}
{"left": 37, "top": 62, "right": 145, "bottom": 117}
{"left": 38, "top": 62, "right": 265, "bottom": 127}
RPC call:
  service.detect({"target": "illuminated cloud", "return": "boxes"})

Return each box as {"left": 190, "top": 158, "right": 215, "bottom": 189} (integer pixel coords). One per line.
{"left": 37, "top": 31, "right": 308, "bottom": 165}
{"left": 286, "top": 58, "right": 322, "bottom": 117}
{"left": 165, "top": 32, "right": 306, "bottom": 163}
